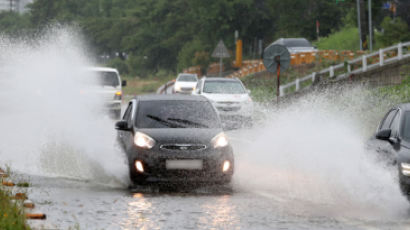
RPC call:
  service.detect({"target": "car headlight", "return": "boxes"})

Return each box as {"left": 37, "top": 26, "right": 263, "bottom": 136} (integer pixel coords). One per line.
{"left": 114, "top": 91, "right": 122, "bottom": 100}
{"left": 212, "top": 132, "right": 229, "bottom": 148}
{"left": 174, "top": 85, "right": 181, "bottom": 91}
{"left": 401, "top": 162, "right": 410, "bottom": 176}
{"left": 134, "top": 132, "right": 155, "bottom": 149}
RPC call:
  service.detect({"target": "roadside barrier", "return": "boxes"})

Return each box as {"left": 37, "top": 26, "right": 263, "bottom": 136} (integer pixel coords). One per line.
{"left": 23, "top": 200, "right": 35, "bottom": 209}
{"left": 279, "top": 41, "right": 410, "bottom": 97}
{"left": 156, "top": 79, "right": 176, "bottom": 94}
{"left": 14, "top": 193, "right": 28, "bottom": 200}
{"left": 0, "top": 167, "right": 47, "bottom": 221}
{"left": 25, "top": 213, "right": 46, "bottom": 220}
{"left": 2, "top": 180, "right": 15, "bottom": 186}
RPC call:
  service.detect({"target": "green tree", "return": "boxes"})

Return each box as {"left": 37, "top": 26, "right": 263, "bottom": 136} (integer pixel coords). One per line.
{"left": 376, "top": 16, "right": 410, "bottom": 47}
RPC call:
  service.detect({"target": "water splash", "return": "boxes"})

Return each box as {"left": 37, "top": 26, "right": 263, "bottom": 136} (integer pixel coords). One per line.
{"left": 0, "top": 26, "right": 128, "bottom": 187}
{"left": 231, "top": 86, "right": 409, "bottom": 219}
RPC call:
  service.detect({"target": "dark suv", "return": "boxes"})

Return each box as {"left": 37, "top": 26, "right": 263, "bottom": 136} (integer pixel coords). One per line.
{"left": 115, "top": 94, "right": 234, "bottom": 186}
{"left": 368, "top": 103, "right": 410, "bottom": 198}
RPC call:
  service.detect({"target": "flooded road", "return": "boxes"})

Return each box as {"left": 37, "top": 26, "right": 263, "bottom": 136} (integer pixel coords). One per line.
{"left": 1, "top": 28, "right": 410, "bottom": 230}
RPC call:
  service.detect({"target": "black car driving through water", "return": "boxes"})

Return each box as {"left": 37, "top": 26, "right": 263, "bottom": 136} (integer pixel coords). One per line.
{"left": 368, "top": 103, "right": 410, "bottom": 198}
{"left": 115, "top": 94, "right": 234, "bottom": 186}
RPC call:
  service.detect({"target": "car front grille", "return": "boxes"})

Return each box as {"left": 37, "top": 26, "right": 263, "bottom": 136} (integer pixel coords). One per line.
{"left": 160, "top": 144, "right": 207, "bottom": 151}
{"left": 217, "top": 106, "right": 241, "bottom": 112}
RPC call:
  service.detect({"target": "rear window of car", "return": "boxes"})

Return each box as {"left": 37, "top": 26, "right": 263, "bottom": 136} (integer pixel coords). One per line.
{"left": 177, "top": 74, "right": 197, "bottom": 82}
{"left": 136, "top": 100, "right": 220, "bottom": 129}
{"left": 203, "top": 81, "right": 246, "bottom": 94}
{"left": 283, "top": 39, "right": 312, "bottom": 47}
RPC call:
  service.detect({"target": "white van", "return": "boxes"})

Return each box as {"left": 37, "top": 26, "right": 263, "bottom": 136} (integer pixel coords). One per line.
{"left": 86, "top": 67, "right": 126, "bottom": 119}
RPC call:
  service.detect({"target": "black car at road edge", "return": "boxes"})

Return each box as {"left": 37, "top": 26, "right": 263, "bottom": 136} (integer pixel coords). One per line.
{"left": 115, "top": 94, "right": 234, "bottom": 186}
{"left": 369, "top": 103, "right": 410, "bottom": 198}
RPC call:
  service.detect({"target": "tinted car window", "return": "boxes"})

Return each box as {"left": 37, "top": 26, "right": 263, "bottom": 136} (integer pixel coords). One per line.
{"left": 95, "top": 71, "right": 120, "bottom": 87}
{"left": 283, "top": 39, "right": 312, "bottom": 47}
{"left": 390, "top": 111, "right": 401, "bottom": 136}
{"left": 380, "top": 110, "right": 397, "bottom": 130}
{"left": 123, "top": 103, "right": 132, "bottom": 121}
{"left": 402, "top": 111, "right": 410, "bottom": 140}
{"left": 136, "top": 100, "right": 220, "bottom": 129}
{"left": 203, "top": 81, "right": 245, "bottom": 94}
{"left": 178, "top": 74, "right": 197, "bottom": 82}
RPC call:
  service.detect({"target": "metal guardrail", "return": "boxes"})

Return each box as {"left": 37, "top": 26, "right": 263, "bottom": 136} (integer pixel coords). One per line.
{"left": 156, "top": 80, "right": 175, "bottom": 94}
{"left": 279, "top": 41, "right": 410, "bottom": 97}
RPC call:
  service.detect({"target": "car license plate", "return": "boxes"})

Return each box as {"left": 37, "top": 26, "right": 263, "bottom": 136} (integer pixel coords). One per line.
{"left": 166, "top": 160, "right": 203, "bottom": 170}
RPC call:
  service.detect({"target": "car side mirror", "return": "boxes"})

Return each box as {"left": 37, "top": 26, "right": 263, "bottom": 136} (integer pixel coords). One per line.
{"left": 247, "top": 89, "right": 251, "bottom": 94}
{"left": 122, "top": 80, "right": 127, "bottom": 87}
{"left": 115, "top": 120, "right": 131, "bottom": 131}
{"left": 376, "top": 129, "right": 391, "bottom": 140}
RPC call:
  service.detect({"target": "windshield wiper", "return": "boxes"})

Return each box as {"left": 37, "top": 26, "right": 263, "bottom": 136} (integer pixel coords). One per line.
{"left": 167, "top": 118, "right": 209, "bottom": 128}
{"left": 146, "top": 115, "right": 185, "bottom": 128}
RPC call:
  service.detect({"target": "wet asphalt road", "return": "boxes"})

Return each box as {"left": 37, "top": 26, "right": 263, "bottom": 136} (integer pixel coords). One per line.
{"left": 21, "top": 174, "right": 410, "bottom": 230}
{"left": 16, "top": 130, "right": 410, "bottom": 230}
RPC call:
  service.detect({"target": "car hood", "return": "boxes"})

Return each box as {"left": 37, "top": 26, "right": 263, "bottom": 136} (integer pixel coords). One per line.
{"left": 202, "top": 93, "right": 249, "bottom": 103}
{"left": 175, "top": 81, "right": 197, "bottom": 88}
{"left": 138, "top": 128, "right": 222, "bottom": 144}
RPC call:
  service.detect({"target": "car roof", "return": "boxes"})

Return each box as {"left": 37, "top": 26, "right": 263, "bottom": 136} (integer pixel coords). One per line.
{"left": 396, "top": 103, "right": 410, "bottom": 111}
{"left": 135, "top": 94, "right": 209, "bottom": 102}
{"left": 177, "top": 73, "right": 197, "bottom": 77}
{"left": 273, "top": 38, "right": 312, "bottom": 47}
{"left": 202, "top": 77, "right": 240, "bottom": 82}
{"left": 86, "top": 66, "right": 119, "bottom": 73}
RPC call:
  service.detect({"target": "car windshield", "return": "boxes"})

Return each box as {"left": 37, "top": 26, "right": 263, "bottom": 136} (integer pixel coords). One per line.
{"left": 283, "top": 39, "right": 312, "bottom": 47}
{"left": 178, "top": 74, "right": 197, "bottom": 82}
{"left": 136, "top": 100, "right": 220, "bottom": 129}
{"left": 88, "top": 71, "right": 120, "bottom": 87}
{"left": 402, "top": 111, "right": 410, "bottom": 140}
{"left": 203, "top": 81, "right": 246, "bottom": 94}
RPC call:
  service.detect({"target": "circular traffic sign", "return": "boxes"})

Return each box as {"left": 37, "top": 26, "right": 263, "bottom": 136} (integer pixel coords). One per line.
{"left": 262, "top": 44, "right": 291, "bottom": 73}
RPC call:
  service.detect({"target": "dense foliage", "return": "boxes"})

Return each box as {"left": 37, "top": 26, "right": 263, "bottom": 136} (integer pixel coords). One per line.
{"left": 0, "top": 0, "right": 408, "bottom": 76}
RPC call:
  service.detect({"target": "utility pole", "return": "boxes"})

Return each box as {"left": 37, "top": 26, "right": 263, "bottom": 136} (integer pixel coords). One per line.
{"left": 368, "top": 0, "right": 373, "bottom": 51}
{"left": 356, "top": 0, "right": 363, "bottom": 50}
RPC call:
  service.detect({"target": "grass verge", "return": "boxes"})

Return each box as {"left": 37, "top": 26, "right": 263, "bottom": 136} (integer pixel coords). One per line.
{"left": 122, "top": 76, "right": 172, "bottom": 96}
{"left": 0, "top": 187, "right": 30, "bottom": 230}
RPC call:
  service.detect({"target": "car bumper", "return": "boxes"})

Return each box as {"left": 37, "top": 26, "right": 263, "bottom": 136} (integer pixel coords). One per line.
{"left": 126, "top": 146, "right": 234, "bottom": 184}
{"left": 106, "top": 101, "right": 121, "bottom": 111}
{"left": 175, "top": 88, "right": 194, "bottom": 94}
{"left": 214, "top": 103, "right": 253, "bottom": 118}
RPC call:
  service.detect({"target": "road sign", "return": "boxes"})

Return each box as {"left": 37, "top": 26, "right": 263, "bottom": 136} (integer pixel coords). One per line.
{"left": 263, "top": 44, "right": 290, "bottom": 72}
{"left": 212, "top": 40, "right": 230, "bottom": 58}
{"left": 262, "top": 44, "right": 290, "bottom": 103}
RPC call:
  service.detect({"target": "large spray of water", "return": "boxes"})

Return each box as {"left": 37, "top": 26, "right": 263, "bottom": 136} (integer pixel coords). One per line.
{"left": 0, "top": 27, "right": 128, "bottom": 186}
{"left": 232, "top": 87, "right": 409, "bottom": 219}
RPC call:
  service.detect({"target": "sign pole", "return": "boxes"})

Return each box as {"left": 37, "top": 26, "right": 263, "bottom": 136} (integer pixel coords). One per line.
{"left": 212, "top": 40, "right": 230, "bottom": 77}
{"left": 276, "top": 62, "right": 280, "bottom": 104}
{"left": 262, "top": 44, "right": 290, "bottom": 105}
{"left": 274, "top": 55, "right": 281, "bottom": 104}
{"left": 219, "top": 57, "right": 223, "bottom": 77}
